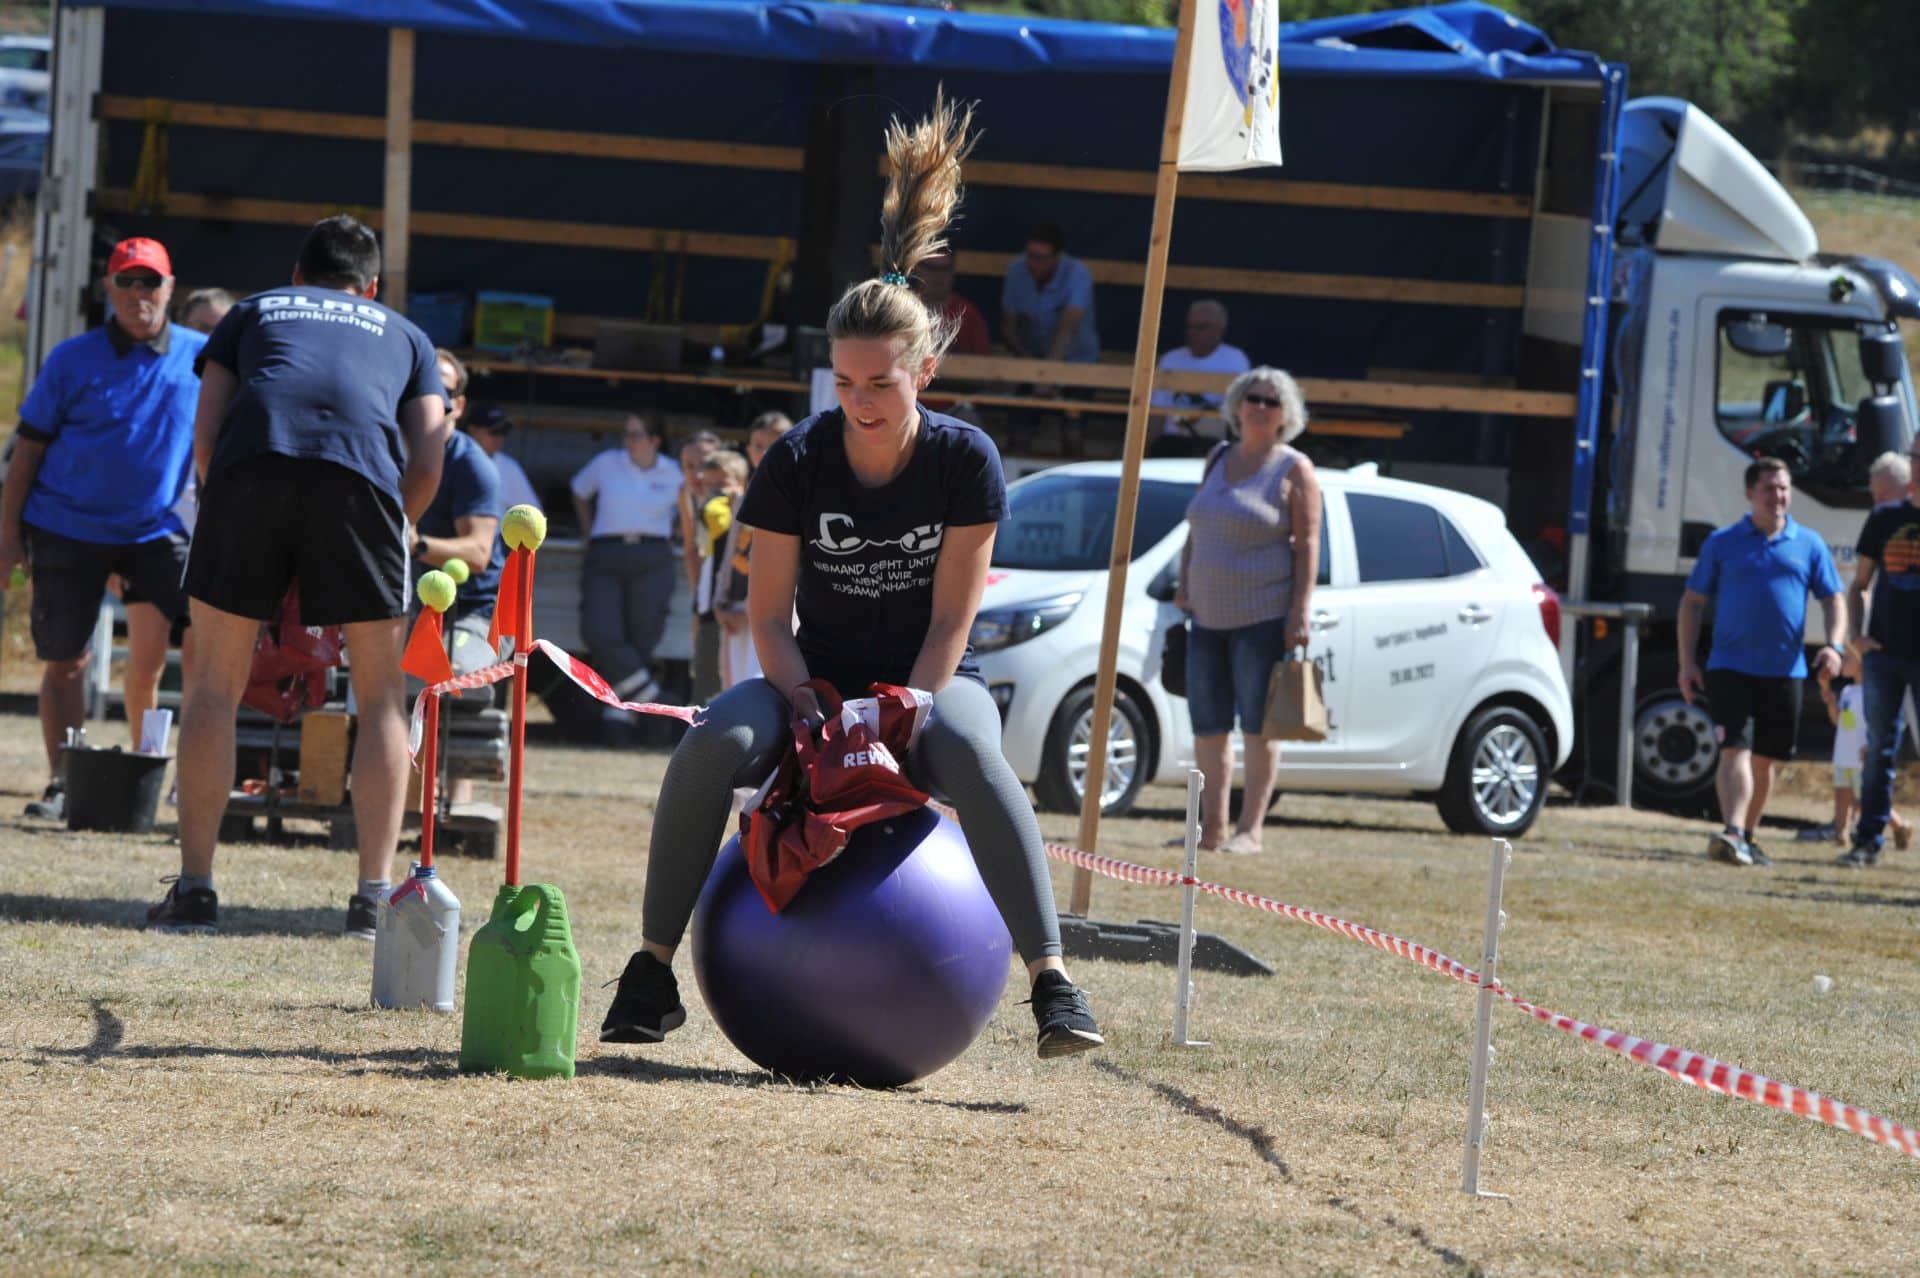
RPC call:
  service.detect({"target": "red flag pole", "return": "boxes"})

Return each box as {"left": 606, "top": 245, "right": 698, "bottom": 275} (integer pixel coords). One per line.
{"left": 418, "top": 690, "right": 440, "bottom": 870}
{"left": 505, "top": 545, "right": 532, "bottom": 888}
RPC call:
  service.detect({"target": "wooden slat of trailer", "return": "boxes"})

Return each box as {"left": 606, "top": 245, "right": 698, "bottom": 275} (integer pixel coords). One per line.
{"left": 101, "top": 97, "right": 1525, "bottom": 214}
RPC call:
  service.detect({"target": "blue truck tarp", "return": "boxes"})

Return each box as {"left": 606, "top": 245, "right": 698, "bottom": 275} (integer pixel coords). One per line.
{"left": 73, "top": 0, "right": 1605, "bottom": 83}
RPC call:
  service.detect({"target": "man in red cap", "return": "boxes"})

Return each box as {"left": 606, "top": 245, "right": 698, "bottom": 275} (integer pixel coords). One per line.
{"left": 0, "top": 237, "right": 207, "bottom": 820}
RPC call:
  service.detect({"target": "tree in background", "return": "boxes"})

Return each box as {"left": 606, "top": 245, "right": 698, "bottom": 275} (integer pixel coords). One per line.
{"left": 1786, "top": 0, "right": 1920, "bottom": 169}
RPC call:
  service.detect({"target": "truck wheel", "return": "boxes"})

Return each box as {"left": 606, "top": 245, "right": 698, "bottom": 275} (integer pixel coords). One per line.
{"left": 1632, "top": 685, "right": 1719, "bottom": 816}
{"left": 1437, "top": 706, "right": 1549, "bottom": 837}
{"left": 1034, "top": 684, "right": 1149, "bottom": 817}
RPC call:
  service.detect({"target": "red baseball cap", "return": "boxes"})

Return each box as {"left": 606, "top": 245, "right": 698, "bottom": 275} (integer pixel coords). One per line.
{"left": 107, "top": 237, "right": 172, "bottom": 278}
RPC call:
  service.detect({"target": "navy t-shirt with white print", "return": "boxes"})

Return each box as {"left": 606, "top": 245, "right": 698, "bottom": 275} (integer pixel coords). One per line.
{"left": 737, "top": 407, "right": 1007, "bottom": 697}
{"left": 199, "top": 285, "right": 444, "bottom": 499}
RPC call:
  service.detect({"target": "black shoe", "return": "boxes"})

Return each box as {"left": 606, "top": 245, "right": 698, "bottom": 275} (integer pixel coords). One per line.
{"left": 1026, "top": 970, "right": 1105, "bottom": 1059}
{"left": 146, "top": 877, "right": 218, "bottom": 934}
{"left": 600, "top": 951, "right": 687, "bottom": 1044}
{"left": 24, "top": 784, "right": 64, "bottom": 821}
{"left": 1708, "top": 830, "right": 1753, "bottom": 867}
{"left": 344, "top": 894, "right": 379, "bottom": 939}
{"left": 1837, "top": 844, "right": 1880, "bottom": 869}
{"left": 1746, "top": 840, "right": 1772, "bottom": 867}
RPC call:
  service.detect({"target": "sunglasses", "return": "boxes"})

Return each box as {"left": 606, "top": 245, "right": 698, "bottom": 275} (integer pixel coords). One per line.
{"left": 1242, "top": 393, "right": 1283, "bottom": 409}
{"left": 112, "top": 272, "right": 164, "bottom": 290}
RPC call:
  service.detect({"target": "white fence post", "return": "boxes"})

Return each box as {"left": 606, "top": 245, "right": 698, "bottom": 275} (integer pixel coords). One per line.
{"left": 1170, "top": 767, "right": 1208, "bottom": 1048}
{"left": 1461, "top": 837, "right": 1513, "bottom": 1198}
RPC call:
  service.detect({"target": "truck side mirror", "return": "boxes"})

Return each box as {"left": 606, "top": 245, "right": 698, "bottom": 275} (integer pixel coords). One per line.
{"left": 1860, "top": 329, "right": 1906, "bottom": 386}
{"left": 1857, "top": 394, "right": 1907, "bottom": 458}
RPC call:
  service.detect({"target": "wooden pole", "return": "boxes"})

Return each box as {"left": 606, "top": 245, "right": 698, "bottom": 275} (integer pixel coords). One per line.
{"left": 384, "top": 28, "right": 415, "bottom": 312}
{"left": 1071, "top": 0, "right": 1202, "bottom": 915}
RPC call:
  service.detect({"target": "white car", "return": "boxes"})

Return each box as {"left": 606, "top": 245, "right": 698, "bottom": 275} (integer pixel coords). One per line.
{"left": 971, "top": 458, "right": 1574, "bottom": 837}
{"left": 0, "top": 36, "right": 49, "bottom": 114}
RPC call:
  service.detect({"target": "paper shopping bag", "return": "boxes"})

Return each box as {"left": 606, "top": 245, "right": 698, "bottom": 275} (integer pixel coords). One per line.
{"left": 1262, "top": 650, "right": 1328, "bottom": 742}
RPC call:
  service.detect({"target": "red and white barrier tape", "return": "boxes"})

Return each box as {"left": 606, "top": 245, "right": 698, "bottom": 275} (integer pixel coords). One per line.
{"left": 1023, "top": 823, "right": 1920, "bottom": 1160}
{"left": 407, "top": 639, "right": 697, "bottom": 760}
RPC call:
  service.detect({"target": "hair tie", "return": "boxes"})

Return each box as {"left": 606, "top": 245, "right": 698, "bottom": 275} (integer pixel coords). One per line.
{"left": 880, "top": 271, "right": 909, "bottom": 287}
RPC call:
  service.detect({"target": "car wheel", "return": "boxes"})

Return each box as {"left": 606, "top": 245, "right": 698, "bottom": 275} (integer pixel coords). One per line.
{"left": 1437, "top": 706, "right": 1549, "bottom": 837}
{"left": 1034, "top": 684, "right": 1150, "bottom": 817}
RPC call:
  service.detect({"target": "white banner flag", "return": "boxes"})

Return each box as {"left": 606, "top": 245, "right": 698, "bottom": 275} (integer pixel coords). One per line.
{"left": 1178, "top": 0, "right": 1282, "bottom": 172}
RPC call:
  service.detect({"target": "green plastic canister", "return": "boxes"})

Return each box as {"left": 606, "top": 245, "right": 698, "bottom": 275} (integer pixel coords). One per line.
{"left": 458, "top": 883, "right": 581, "bottom": 1079}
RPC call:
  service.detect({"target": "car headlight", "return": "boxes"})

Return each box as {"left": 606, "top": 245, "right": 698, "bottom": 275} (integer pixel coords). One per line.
{"left": 969, "top": 593, "right": 1083, "bottom": 653}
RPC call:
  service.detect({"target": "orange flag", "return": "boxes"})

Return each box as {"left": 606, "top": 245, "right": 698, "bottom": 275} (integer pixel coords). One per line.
{"left": 486, "top": 547, "right": 536, "bottom": 656}
{"left": 487, "top": 549, "right": 523, "bottom": 656}
{"left": 402, "top": 607, "right": 454, "bottom": 685}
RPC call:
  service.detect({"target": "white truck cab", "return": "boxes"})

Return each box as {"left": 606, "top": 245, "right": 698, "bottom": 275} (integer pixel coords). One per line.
{"left": 1599, "top": 98, "right": 1918, "bottom": 803}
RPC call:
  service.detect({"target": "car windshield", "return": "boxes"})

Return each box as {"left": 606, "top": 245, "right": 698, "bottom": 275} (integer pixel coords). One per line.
{"left": 993, "top": 474, "right": 1196, "bottom": 571}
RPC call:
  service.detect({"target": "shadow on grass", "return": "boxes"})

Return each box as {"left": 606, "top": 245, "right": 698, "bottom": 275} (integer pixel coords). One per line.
{"left": 24, "top": 1000, "right": 459, "bottom": 1077}
{"left": 0, "top": 892, "right": 342, "bottom": 937}
{"left": 1093, "top": 1059, "right": 1481, "bottom": 1275}
{"left": 1125, "top": 803, "right": 1438, "bottom": 839}
{"left": 582, "top": 1054, "right": 1029, "bottom": 1113}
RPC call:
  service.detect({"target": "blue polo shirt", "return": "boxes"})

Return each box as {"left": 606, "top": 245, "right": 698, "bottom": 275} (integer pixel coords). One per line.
{"left": 416, "top": 430, "right": 504, "bottom": 621}
{"left": 17, "top": 319, "right": 206, "bottom": 544}
{"left": 1686, "top": 514, "right": 1842, "bottom": 677}
{"left": 1001, "top": 253, "right": 1100, "bottom": 363}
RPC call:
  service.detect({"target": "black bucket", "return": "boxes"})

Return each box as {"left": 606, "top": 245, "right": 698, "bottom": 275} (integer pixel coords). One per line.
{"left": 64, "top": 745, "right": 170, "bottom": 833}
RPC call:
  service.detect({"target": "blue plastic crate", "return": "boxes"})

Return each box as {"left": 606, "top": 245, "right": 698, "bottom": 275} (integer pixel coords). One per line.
{"left": 407, "top": 292, "right": 469, "bottom": 348}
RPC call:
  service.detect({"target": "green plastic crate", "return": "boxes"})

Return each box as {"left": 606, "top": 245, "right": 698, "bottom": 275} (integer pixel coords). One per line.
{"left": 472, "top": 291, "right": 555, "bottom": 353}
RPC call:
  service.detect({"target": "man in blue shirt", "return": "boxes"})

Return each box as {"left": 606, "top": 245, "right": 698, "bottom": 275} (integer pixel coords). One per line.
{"left": 0, "top": 237, "right": 206, "bottom": 821}
{"left": 418, "top": 349, "right": 503, "bottom": 625}
{"left": 1679, "top": 458, "right": 1847, "bottom": 867}
{"left": 1000, "top": 222, "right": 1099, "bottom": 366}
{"left": 155, "top": 216, "right": 449, "bottom": 938}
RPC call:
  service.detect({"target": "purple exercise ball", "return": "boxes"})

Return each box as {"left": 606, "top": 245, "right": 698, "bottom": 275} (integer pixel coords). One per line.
{"left": 690, "top": 806, "right": 1012, "bottom": 1087}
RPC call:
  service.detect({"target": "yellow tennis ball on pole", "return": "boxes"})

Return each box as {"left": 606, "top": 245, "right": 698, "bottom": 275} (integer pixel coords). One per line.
{"left": 417, "top": 570, "right": 457, "bottom": 613}
{"left": 502, "top": 504, "right": 547, "bottom": 552}
{"left": 442, "top": 557, "right": 471, "bottom": 585}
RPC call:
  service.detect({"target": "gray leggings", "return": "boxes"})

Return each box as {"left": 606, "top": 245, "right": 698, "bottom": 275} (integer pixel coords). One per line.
{"left": 641, "top": 676, "right": 1062, "bottom": 962}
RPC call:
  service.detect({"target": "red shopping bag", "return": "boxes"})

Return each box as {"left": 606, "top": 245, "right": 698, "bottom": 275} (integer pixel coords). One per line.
{"left": 740, "top": 681, "right": 934, "bottom": 913}
{"left": 242, "top": 583, "right": 343, "bottom": 724}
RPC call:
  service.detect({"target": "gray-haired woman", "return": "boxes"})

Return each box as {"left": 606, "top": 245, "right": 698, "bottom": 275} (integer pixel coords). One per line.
{"left": 1173, "top": 366, "right": 1321, "bottom": 853}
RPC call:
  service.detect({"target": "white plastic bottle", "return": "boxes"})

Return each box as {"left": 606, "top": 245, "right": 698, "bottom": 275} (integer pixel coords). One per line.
{"left": 371, "top": 862, "right": 462, "bottom": 1012}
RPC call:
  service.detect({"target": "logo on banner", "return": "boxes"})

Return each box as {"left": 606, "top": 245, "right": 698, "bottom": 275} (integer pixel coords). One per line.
{"left": 1182, "top": 0, "right": 1282, "bottom": 171}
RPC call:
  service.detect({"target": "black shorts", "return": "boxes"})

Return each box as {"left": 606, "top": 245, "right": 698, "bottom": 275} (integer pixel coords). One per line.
{"left": 186, "top": 453, "right": 408, "bottom": 625}
{"left": 23, "top": 524, "right": 190, "bottom": 661}
{"left": 1705, "top": 668, "right": 1802, "bottom": 760}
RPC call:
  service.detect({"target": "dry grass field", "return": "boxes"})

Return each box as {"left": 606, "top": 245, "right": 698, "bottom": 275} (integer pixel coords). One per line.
{"left": 1, "top": 708, "right": 1918, "bottom": 1276}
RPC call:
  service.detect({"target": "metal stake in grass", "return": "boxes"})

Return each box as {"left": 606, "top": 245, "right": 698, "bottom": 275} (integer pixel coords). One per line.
{"left": 1171, "top": 767, "right": 1209, "bottom": 1049}
{"left": 1461, "top": 837, "right": 1513, "bottom": 1198}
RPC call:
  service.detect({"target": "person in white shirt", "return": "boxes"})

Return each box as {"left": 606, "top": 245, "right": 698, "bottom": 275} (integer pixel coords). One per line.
{"left": 464, "top": 403, "right": 541, "bottom": 512}
{"left": 1150, "top": 299, "right": 1250, "bottom": 456}
{"left": 570, "top": 412, "right": 682, "bottom": 708}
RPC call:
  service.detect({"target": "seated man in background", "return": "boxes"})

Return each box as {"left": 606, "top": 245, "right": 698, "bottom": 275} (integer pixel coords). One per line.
{"left": 419, "top": 350, "right": 504, "bottom": 634}
{"left": 915, "top": 251, "right": 990, "bottom": 357}
{"left": 1149, "top": 299, "right": 1249, "bottom": 457}
{"left": 1001, "top": 221, "right": 1099, "bottom": 367}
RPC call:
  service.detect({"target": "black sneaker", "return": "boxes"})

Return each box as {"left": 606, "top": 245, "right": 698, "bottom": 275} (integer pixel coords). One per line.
{"left": 1708, "top": 830, "right": 1753, "bottom": 867}
{"left": 1026, "top": 970, "right": 1105, "bottom": 1059}
{"left": 600, "top": 951, "right": 687, "bottom": 1043}
{"left": 146, "top": 877, "right": 218, "bottom": 934}
{"left": 1836, "top": 844, "right": 1880, "bottom": 869}
{"left": 24, "top": 784, "right": 64, "bottom": 821}
{"left": 1746, "top": 840, "right": 1772, "bottom": 867}
{"left": 344, "top": 894, "right": 379, "bottom": 939}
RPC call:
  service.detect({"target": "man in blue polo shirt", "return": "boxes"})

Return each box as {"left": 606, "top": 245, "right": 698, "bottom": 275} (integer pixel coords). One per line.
{"left": 1679, "top": 457, "right": 1847, "bottom": 867}
{"left": 156, "top": 215, "right": 448, "bottom": 938}
{"left": 417, "top": 349, "right": 503, "bottom": 627}
{"left": 1001, "top": 221, "right": 1099, "bottom": 365}
{"left": 0, "top": 237, "right": 207, "bottom": 821}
